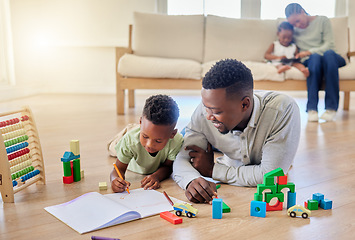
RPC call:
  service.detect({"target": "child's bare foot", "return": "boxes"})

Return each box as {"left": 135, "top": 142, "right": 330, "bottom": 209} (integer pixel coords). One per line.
{"left": 277, "top": 65, "right": 291, "bottom": 74}
{"left": 301, "top": 68, "right": 310, "bottom": 77}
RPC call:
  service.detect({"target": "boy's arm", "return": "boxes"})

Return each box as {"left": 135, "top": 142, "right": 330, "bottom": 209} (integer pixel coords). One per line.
{"left": 110, "top": 159, "right": 130, "bottom": 192}
{"left": 141, "top": 159, "right": 173, "bottom": 189}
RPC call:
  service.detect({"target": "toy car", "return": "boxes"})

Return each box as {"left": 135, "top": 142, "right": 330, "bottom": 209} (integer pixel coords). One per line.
{"left": 173, "top": 203, "right": 198, "bottom": 218}
{"left": 287, "top": 205, "right": 311, "bottom": 219}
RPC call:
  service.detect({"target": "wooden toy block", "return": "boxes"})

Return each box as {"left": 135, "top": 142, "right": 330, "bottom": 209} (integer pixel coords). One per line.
{"left": 73, "top": 159, "right": 81, "bottom": 182}
{"left": 277, "top": 182, "right": 295, "bottom": 193}
{"left": 61, "top": 151, "right": 80, "bottom": 162}
{"left": 80, "top": 169, "right": 84, "bottom": 178}
{"left": 263, "top": 176, "right": 275, "bottom": 186}
{"left": 266, "top": 200, "right": 283, "bottom": 211}
{"left": 304, "top": 201, "right": 308, "bottom": 208}
{"left": 250, "top": 200, "right": 266, "bottom": 218}
{"left": 254, "top": 193, "right": 263, "bottom": 201}
{"left": 222, "top": 201, "right": 231, "bottom": 213}
{"left": 99, "top": 182, "right": 107, "bottom": 190}
{"left": 287, "top": 191, "right": 297, "bottom": 209}
{"left": 70, "top": 140, "right": 80, "bottom": 155}
{"left": 257, "top": 184, "right": 277, "bottom": 195}
{"left": 265, "top": 192, "right": 284, "bottom": 203}
{"left": 313, "top": 193, "right": 325, "bottom": 203}
{"left": 63, "top": 175, "right": 73, "bottom": 184}
{"left": 160, "top": 211, "right": 182, "bottom": 224}
{"left": 212, "top": 198, "right": 223, "bottom": 219}
{"left": 319, "top": 199, "right": 332, "bottom": 210}
{"left": 62, "top": 161, "right": 71, "bottom": 177}
{"left": 263, "top": 167, "right": 285, "bottom": 178}
{"left": 277, "top": 175, "right": 288, "bottom": 185}
{"left": 307, "top": 199, "right": 319, "bottom": 210}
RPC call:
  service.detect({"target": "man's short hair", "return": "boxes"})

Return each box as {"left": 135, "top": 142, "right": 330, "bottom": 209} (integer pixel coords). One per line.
{"left": 142, "top": 94, "right": 179, "bottom": 125}
{"left": 202, "top": 59, "right": 253, "bottom": 98}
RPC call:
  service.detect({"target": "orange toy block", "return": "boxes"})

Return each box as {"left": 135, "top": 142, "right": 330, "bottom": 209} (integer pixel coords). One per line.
{"left": 160, "top": 211, "right": 183, "bottom": 224}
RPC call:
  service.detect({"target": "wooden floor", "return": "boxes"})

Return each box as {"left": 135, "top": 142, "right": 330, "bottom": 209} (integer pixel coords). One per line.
{"left": 1, "top": 91, "right": 355, "bottom": 240}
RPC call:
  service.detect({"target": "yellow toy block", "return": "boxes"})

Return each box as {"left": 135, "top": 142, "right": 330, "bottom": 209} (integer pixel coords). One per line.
{"left": 70, "top": 140, "right": 80, "bottom": 155}
{"left": 99, "top": 182, "right": 107, "bottom": 191}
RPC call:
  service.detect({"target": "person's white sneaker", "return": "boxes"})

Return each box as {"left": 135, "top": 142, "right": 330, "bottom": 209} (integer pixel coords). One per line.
{"left": 308, "top": 110, "right": 318, "bottom": 122}
{"left": 320, "top": 110, "right": 337, "bottom": 122}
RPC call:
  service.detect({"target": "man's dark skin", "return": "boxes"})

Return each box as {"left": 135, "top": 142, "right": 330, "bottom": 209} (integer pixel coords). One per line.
{"left": 184, "top": 87, "right": 254, "bottom": 203}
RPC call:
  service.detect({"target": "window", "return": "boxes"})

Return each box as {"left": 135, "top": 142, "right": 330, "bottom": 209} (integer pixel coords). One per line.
{"left": 167, "top": 0, "right": 241, "bottom": 18}
{"left": 261, "top": 0, "right": 336, "bottom": 19}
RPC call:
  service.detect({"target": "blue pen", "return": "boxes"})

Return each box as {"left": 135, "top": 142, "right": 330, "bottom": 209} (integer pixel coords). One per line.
{"left": 91, "top": 236, "right": 120, "bottom": 240}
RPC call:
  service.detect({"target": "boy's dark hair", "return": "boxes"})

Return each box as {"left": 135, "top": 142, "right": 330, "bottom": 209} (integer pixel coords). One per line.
{"left": 285, "top": 3, "right": 308, "bottom": 18}
{"left": 142, "top": 94, "right": 179, "bottom": 125}
{"left": 278, "top": 21, "right": 294, "bottom": 33}
{"left": 202, "top": 59, "right": 253, "bottom": 98}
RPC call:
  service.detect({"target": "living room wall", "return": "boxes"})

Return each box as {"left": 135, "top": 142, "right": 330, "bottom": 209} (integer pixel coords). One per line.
{"left": 2, "top": 0, "right": 354, "bottom": 101}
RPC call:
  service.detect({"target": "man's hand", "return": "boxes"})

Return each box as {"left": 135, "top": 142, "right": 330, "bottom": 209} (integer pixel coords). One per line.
{"left": 295, "top": 51, "right": 311, "bottom": 59}
{"left": 186, "top": 142, "right": 214, "bottom": 177}
{"left": 141, "top": 175, "right": 161, "bottom": 190}
{"left": 185, "top": 177, "right": 217, "bottom": 203}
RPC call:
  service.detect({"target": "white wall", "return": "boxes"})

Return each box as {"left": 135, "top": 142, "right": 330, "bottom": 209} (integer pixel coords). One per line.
{"left": 2, "top": 0, "right": 156, "bottom": 100}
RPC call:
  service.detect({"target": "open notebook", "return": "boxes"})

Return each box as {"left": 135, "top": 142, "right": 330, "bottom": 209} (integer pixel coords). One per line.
{"left": 44, "top": 188, "right": 181, "bottom": 234}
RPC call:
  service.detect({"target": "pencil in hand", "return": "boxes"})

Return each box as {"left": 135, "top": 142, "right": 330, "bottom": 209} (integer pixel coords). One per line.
{"left": 163, "top": 191, "right": 174, "bottom": 206}
{"left": 113, "top": 163, "right": 130, "bottom": 194}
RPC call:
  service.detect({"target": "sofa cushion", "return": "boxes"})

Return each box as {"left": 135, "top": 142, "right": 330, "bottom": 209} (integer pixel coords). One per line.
{"left": 133, "top": 12, "right": 204, "bottom": 62}
{"left": 339, "top": 62, "right": 355, "bottom": 80}
{"left": 202, "top": 60, "right": 284, "bottom": 81}
{"left": 118, "top": 54, "right": 202, "bottom": 80}
{"left": 204, "top": 15, "right": 278, "bottom": 63}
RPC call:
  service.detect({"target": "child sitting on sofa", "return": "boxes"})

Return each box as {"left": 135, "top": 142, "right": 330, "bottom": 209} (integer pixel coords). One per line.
{"left": 109, "top": 94, "right": 183, "bottom": 193}
{"left": 265, "top": 21, "right": 309, "bottom": 77}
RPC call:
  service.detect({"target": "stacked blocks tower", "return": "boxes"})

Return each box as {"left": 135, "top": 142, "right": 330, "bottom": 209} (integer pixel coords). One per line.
{"left": 0, "top": 107, "right": 46, "bottom": 203}
{"left": 251, "top": 167, "right": 296, "bottom": 217}
{"left": 305, "top": 193, "right": 332, "bottom": 210}
{"left": 212, "top": 198, "right": 223, "bottom": 219}
{"left": 61, "top": 140, "right": 81, "bottom": 184}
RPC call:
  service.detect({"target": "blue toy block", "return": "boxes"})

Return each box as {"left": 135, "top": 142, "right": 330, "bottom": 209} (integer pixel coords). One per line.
{"left": 61, "top": 151, "right": 80, "bottom": 162}
{"left": 250, "top": 200, "right": 266, "bottom": 218}
{"left": 287, "top": 191, "right": 297, "bottom": 209}
{"left": 313, "top": 193, "right": 325, "bottom": 203}
{"left": 320, "top": 199, "right": 332, "bottom": 210}
{"left": 212, "top": 198, "right": 223, "bottom": 219}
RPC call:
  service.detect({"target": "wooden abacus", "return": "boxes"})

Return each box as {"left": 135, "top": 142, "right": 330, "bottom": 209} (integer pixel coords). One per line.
{"left": 0, "top": 106, "right": 45, "bottom": 203}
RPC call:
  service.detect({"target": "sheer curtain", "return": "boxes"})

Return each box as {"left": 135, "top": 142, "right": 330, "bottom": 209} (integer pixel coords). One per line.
{"left": 0, "top": 0, "right": 14, "bottom": 85}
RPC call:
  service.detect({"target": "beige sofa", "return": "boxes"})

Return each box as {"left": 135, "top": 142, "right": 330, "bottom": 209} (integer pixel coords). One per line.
{"left": 116, "top": 12, "right": 355, "bottom": 114}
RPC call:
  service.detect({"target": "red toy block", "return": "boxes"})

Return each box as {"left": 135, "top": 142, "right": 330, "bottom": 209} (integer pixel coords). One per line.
{"left": 277, "top": 175, "right": 288, "bottom": 185}
{"left": 304, "top": 201, "right": 308, "bottom": 208}
{"left": 63, "top": 175, "right": 73, "bottom": 184}
{"left": 160, "top": 211, "right": 182, "bottom": 224}
{"left": 266, "top": 200, "right": 283, "bottom": 211}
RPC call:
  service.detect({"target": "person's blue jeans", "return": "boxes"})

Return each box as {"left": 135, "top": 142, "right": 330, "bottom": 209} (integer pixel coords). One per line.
{"left": 303, "top": 50, "right": 346, "bottom": 112}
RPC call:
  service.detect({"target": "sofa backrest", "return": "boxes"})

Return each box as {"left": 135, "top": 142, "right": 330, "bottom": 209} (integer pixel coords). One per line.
{"left": 132, "top": 12, "right": 205, "bottom": 62}
{"left": 204, "top": 15, "right": 278, "bottom": 63}
{"left": 330, "top": 17, "right": 349, "bottom": 61}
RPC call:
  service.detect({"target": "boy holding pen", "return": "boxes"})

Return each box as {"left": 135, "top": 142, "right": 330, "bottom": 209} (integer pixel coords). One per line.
{"left": 109, "top": 95, "right": 183, "bottom": 193}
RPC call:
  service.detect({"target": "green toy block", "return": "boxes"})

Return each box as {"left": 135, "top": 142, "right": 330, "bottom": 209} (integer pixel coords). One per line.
{"left": 63, "top": 161, "right": 71, "bottom": 177}
{"left": 73, "top": 158, "right": 81, "bottom": 182}
{"left": 257, "top": 184, "right": 277, "bottom": 195}
{"left": 307, "top": 199, "right": 319, "bottom": 210}
{"left": 265, "top": 192, "right": 284, "bottom": 203}
{"left": 263, "top": 176, "right": 275, "bottom": 186}
{"left": 222, "top": 201, "right": 231, "bottom": 213}
{"left": 277, "top": 182, "right": 295, "bottom": 193}
{"left": 254, "top": 193, "right": 263, "bottom": 201}
{"left": 264, "top": 167, "right": 285, "bottom": 179}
